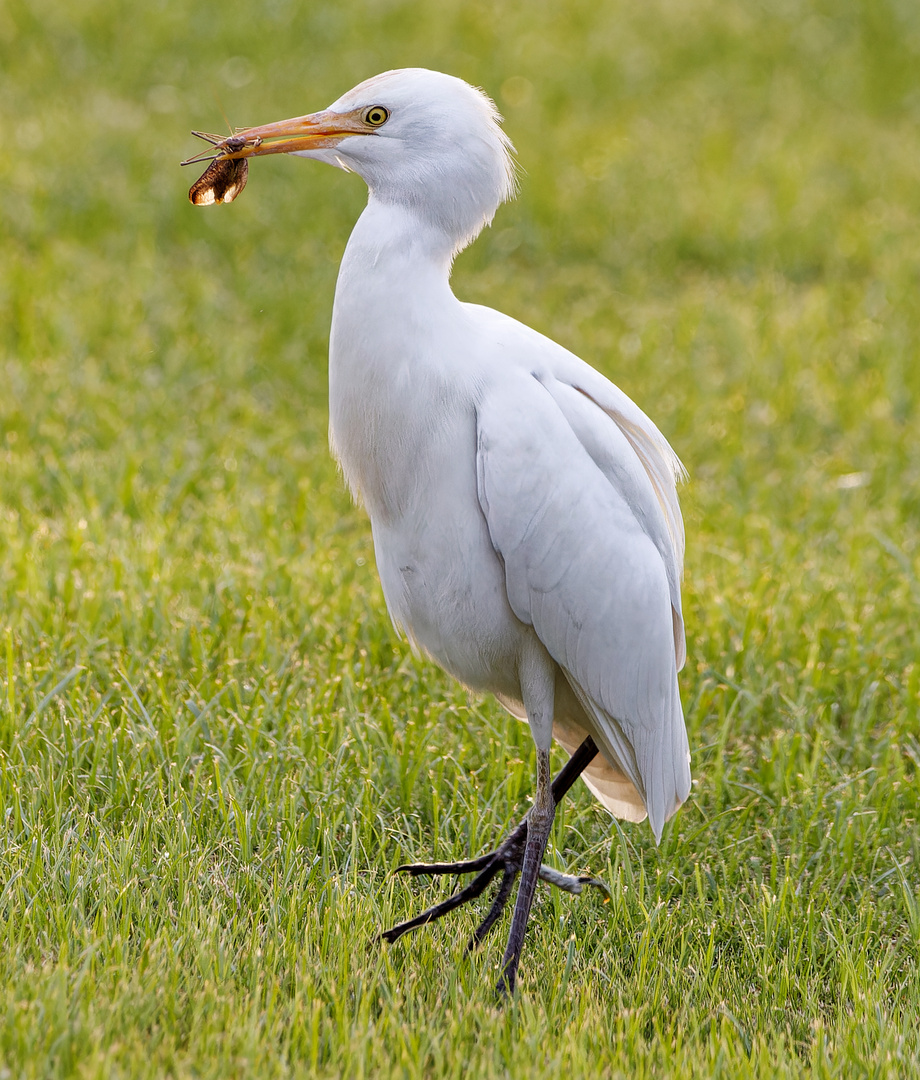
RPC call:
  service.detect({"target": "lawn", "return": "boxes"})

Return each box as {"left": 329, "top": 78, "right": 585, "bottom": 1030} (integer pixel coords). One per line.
{"left": 1, "top": 0, "right": 919, "bottom": 1075}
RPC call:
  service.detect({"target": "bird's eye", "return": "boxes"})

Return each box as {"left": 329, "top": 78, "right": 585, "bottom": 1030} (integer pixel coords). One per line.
{"left": 364, "top": 106, "right": 389, "bottom": 127}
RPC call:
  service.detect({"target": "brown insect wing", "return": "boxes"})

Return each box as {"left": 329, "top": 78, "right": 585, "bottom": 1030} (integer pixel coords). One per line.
{"left": 189, "top": 156, "right": 249, "bottom": 206}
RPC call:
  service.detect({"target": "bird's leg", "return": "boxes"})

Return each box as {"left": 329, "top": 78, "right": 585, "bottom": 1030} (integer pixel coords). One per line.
{"left": 380, "top": 736, "right": 599, "bottom": 951}
{"left": 497, "top": 744, "right": 554, "bottom": 995}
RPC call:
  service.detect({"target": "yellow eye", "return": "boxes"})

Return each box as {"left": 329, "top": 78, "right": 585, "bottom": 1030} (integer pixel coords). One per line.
{"left": 364, "top": 106, "right": 389, "bottom": 127}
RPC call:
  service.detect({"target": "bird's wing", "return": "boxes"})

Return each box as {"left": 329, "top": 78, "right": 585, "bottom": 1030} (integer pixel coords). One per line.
{"left": 544, "top": 355, "right": 687, "bottom": 669}
{"left": 475, "top": 371, "right": 690, "bottom": 839}
{"left": 464, "top": 304, "right": 686, "bottom": 669}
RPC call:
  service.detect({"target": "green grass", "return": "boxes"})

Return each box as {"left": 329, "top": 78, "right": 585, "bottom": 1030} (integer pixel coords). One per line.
{"left": 2, "top": 0, "right": 920, "bottom": 1074}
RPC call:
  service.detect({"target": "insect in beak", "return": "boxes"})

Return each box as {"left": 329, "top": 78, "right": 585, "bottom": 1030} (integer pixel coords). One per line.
{"left": 181, "top": 131, "right": 263, "bottom": 207}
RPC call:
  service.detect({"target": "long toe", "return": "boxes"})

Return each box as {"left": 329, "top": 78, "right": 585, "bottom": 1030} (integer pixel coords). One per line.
{"left": 394, "top": 854, "right": 495, "bottom": 877}
{"left": 466, "top": 868, "right": 518, "bottom": 951}
{"left": 381, "top": 823, "right": 530, "bottom": 944}
{"left": 537, "top": 865, "right": 611, "bottom": 896}
{"left": 381, "top": 850, "right": 506, "bottom": 942}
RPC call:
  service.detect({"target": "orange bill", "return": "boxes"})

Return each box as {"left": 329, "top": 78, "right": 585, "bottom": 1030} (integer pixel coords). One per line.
{"left": 183, "top": 105, "right": 385, "bottom": 206}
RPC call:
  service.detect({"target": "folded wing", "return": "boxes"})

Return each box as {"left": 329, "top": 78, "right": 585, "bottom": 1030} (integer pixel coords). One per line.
{"left": 476, "top": 369, "right": 690, "bottom": 839}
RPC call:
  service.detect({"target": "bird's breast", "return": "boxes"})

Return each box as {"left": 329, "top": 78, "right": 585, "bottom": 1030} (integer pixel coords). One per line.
{"left": 327, "top": 278, "right": 482, "bottom": 523}
{"left": 329, "top": 367, "right": 524, "bottom": 697}
{"left": 326, "top": 241, "right": 527, "bottom": 694}
{"left": 328, "top": 361, "right": 467, "bottom": 520}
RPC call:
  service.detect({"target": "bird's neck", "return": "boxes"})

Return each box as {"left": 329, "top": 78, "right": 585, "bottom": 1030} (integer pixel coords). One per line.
{"left": 341, "top": 196, "right": 461, "bottom": 276}
{"left": 327, "top": 199, "right": 472, "bottom": 514}
{"left": 330, "top": 199, "right": 461, "bottom": 364}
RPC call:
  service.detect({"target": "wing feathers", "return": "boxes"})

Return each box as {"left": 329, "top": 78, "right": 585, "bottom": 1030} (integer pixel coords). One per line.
{"left": 476, "top": 373, "right": 690, "bottom": 839}
{"left": 544, "top": 371, "right": 687, "bottom": 670}
{"left": 562, "top": 365, "right": 687, "bottom": 571}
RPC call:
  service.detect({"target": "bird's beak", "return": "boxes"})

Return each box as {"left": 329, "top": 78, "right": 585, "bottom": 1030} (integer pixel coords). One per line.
{"left": 182, "top": 109, "right": 371, "bottom": 165}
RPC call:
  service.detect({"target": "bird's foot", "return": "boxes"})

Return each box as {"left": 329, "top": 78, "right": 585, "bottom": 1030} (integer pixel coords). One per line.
{"left": 380, "top": 820, "right": 608, "bottom": 950}
{"left": 380, "top": 819, "right": 527, "bottom": 950}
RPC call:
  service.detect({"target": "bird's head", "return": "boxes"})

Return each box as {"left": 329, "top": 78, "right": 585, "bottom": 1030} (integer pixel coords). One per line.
{"left": 212, "top": 68, "right": 518, "bottom": 251}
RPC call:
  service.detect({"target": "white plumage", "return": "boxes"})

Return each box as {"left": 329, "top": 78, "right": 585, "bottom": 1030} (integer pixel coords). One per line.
{"left": 208, "top": 67, "right": 691, "bottom": 991}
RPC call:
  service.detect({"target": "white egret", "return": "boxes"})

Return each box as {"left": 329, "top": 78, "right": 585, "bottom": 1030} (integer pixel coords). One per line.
{"left": 193, "top": 68, "right": 691, "bottom": 994}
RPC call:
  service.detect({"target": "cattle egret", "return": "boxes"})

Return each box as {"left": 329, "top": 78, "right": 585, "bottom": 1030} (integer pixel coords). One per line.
{"left": 193, "top": 68, "right": 691, "bottom": 995}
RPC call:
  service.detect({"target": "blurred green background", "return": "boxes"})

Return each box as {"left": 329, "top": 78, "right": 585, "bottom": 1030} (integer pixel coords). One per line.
{"left": 1, "top": 0, "right": 919, "bottom": 1076}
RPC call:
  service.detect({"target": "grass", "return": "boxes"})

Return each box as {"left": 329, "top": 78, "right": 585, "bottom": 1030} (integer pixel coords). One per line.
{"left": 2, "top": 0, "right": 920, "bottom": 1074}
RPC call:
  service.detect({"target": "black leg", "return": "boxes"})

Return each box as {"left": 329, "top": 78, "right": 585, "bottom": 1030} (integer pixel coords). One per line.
{"left": 496, "top": 745, "right": 553, "bottom": 994}
{"left": 380, "top": 736, "right": 599, "bottom": 957}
